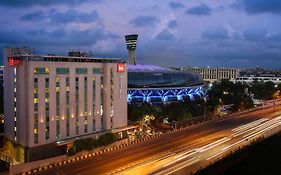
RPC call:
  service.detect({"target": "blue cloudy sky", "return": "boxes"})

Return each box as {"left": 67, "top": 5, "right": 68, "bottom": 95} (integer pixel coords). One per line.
{"left": 0, "top": 0, "right": 281, "bottom": 68}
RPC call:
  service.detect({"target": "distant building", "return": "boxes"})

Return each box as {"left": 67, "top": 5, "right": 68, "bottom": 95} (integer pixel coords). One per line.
{"left": 233, "top": 76, "right": 281, "bottom": 84}
{"left": 3, "top": 47, "right": 127, "bottom": 162}
{"left": 184, "top": 67, "right": 240, "bottom": 82}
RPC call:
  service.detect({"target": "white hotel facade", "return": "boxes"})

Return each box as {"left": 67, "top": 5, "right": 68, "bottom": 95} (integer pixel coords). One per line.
{"left": 4, "top": 48, "right": 127, "bottom": 161}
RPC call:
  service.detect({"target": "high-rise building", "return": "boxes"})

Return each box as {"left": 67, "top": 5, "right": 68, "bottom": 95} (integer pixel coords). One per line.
{"left": 3, "top": 48, "right": 127, "bottom": 162}
{"left": 125, "top": 34, "right": 138, "bottom": 65}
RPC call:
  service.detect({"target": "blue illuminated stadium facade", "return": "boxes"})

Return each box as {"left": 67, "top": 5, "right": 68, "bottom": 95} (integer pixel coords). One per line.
{"left": 127, "top": 65, "right": 205, "bottom": 104}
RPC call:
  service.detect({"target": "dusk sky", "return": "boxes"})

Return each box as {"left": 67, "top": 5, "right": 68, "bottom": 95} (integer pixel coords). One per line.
{"left": 0, "top": 0, "right": 281, "bottom": 68}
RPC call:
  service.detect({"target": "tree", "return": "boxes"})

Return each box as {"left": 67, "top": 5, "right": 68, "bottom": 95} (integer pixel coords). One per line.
{"left": 250, "top": 81, "right": 275, "bottom": 100}
{"left": 206, "top": 79, "right": 253, "bottom": 114}
{"left": 128, "top": 102, "right": 156, "bottom": 122}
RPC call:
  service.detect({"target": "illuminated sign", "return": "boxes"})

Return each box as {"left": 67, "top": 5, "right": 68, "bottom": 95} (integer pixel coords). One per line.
{"left": 8, "top": 57, "right": 21, "bottom": 66}
{"left": 117, "top": 64, "right": 125, "bottom": 73}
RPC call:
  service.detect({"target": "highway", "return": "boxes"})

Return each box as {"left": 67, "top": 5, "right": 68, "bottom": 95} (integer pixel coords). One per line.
{"left": 39, "top": 103, "right": 281, "bottom": 175}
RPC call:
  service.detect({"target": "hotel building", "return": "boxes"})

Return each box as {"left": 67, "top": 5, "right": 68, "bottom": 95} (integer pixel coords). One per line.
{"left": 3, "top": 48, "right": 127, "bottom": 162}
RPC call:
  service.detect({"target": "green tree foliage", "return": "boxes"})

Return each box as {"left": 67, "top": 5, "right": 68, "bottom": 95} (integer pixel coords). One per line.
{"left": 97, "top": 132, "right": 118, "bottom": 146}
{"left": 128, "top": 99, "right": 205, "bottom": 123}
{"left": 128, "top": 102, "right": 156, "bottom": 122}
{"left": 206, "top": 79, "right": 253, "bottom": 113}
{"left": 250, "top": 81, "right": 276, "bottom": 100}
{"left": 72, "top": 132, "right": 118, "bottom": 154}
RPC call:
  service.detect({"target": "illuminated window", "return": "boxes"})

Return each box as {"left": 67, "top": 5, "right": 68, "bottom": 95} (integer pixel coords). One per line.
{"left": 34, "top": 88, "right": 38, "bottom": 93}
{"left": 55, "top": 77, "right": 60, "bottom": 83}
{"left": 45, "top": 68, "right": 49, "bottom": 73}
{"left": 56, "top": 87, "right": 60, "bottom": 92}
{"left": 34, "top": 67, "right": 49, "bottom": 74}
{"left": 45, "top": 87, "right": 49, "bottom": 92}
{"left": 45, "top": 98, "right": 49, "bottom": 103}
{"left": 34, "top": 98, "right": 38, "bottom": 103}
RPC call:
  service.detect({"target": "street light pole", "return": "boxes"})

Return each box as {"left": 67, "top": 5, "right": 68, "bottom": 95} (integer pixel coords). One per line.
{"left": 203, "top": 97, "right": 207, "bottom": 120}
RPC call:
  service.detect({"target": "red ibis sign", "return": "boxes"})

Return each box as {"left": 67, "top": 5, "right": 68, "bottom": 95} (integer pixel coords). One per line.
{"left": 117, "top": 64, "right": 125, "bottom": 73}
{"left": 8, "top": 57, "right": 21, "bottom": 66}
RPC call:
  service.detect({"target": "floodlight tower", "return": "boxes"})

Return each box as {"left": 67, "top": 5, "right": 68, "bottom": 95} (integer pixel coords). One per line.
{"left": 125, "top": 34, "right": 138, "bottom": 65}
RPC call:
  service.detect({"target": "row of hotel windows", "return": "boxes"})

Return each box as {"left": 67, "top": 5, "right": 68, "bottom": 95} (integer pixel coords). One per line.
{"left": 33, "top": 76, "right": 105, "bottom": 144}
{"left": 34, "top": 67, "right": 102, "bottom": 75}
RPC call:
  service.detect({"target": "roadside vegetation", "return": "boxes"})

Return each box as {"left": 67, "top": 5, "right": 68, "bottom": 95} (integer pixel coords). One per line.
{"left": 67, "top": 132, "right": 119, "bottom": 156}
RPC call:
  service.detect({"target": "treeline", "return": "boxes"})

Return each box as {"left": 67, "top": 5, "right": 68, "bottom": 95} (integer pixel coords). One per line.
{"left": 128, "top": 99, "right": 205, "bottom": 122}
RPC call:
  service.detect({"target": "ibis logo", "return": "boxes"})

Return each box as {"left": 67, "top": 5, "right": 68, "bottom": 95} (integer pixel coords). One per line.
{"left": 117, "top": 64, "right": 125, "bottom": 73}
{"left": 8, "top": 57, "right": 21, "bottom": 66}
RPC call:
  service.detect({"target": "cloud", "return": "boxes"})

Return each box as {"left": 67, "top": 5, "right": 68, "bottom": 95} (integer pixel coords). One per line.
{"left": 268, "top": 33, "right": 281, "bottom": 42}
{"left": 130, "top": 15, "right": 158, "bottom": 27}
{"left": 232, "top": 0, "right": 281, "bottom": 14}
{"left": 21, "top": 9, "right": 99, "bottom": 24}
{"left": 0, "top": 27, "right": 118, "bottom": 46}
{"left": 169, "top": 2, "right": 185, "bottom": 9}
{"left": 0, "top": 0, "right": 101, "bottom": 7}
{"left": 21, "top": 11, "right": 46, "bottom": 21}
{"left": 155, "top": 29, "right": 175, "bottom": 40}
{"left": 265, "top": 33, "right": 281, "bottom": 49}
{"left": 186, "top": 3, "right": 212, "bottom": 16}
{"left": 168, "top": 20, "right": 177, "bottom": 28}
{"left": 202, "top": 27, "right": 229, "bottom": 40}
{"left": 243, "top": 28, "right": 267, "bottom": 42}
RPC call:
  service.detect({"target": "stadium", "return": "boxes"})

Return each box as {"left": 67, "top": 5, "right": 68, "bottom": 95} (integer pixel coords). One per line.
{"left": 127, "top": 64, "right": 204, "bottom": 104}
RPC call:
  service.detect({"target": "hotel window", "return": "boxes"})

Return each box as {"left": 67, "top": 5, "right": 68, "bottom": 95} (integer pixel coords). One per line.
{"left": 76, "top": 68, "right": 87, "bottom": 74}
{"left": 84, "top": 77, "right": 88, "bottom": 133}
{"left": 110, "top": 68, "right": 114, "bottom": 128}
{"left": 34, "top": 78, "right": 39, "bottom": 144}
{"left": 93, "top": 68, "right": 102, "bottom": 74}
{"left": 14, "top": 68, "right": 17, "bottom": 141}
{"left": 56, "top": 77, "right": 60, "bottom": 140}
{"left": 45, "top": 78, "right": 50, "bottom": 140}
{"left": 100, "top": 76, "right": 104, "bottom": 130}
{"left": 34, "top": 67, "right": 49, "bottom": 74}
{"left": 66, "top": 77, "right": 70, "bottom": 137}
{"left": 56, "top": 68, "right": 69, "bottom": 74}
{"left": 75, "top": 77, "right": 79, "bottom": 135}
{"left": 92, "top": 76, "right": 96, "bottom": 131}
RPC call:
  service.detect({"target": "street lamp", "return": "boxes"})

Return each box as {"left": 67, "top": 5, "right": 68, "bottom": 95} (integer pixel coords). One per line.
{"left": 203, "top": 97, "right": 207, "bottom": 120}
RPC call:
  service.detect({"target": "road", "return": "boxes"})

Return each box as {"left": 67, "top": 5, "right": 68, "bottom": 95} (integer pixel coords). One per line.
{"left": 39, "top": 103, "right": 281, "bottom": 175}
